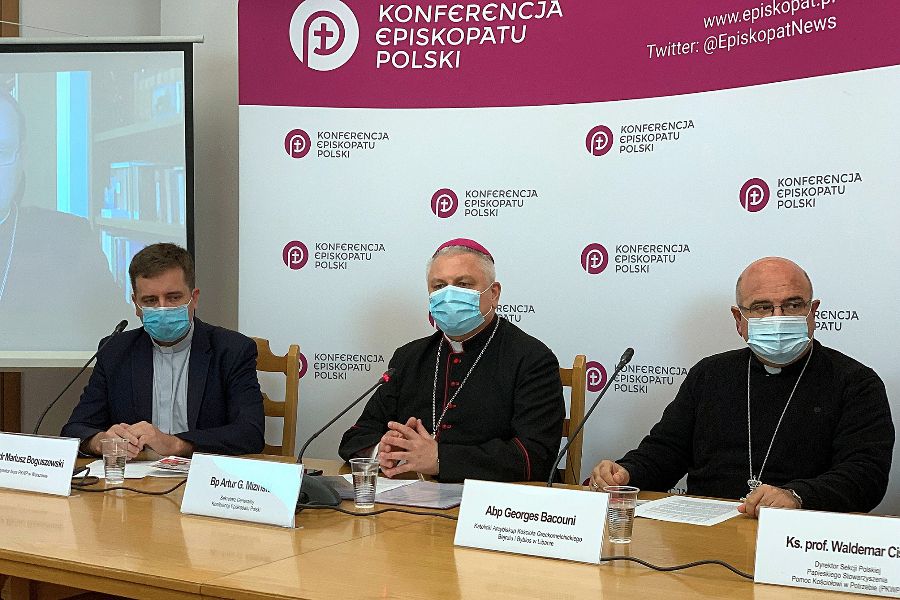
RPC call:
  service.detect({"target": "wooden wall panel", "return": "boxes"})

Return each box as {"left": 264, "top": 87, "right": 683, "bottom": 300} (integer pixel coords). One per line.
{"left": 0, "top": 373, "right": 22, "bottom": 432}
{"left": 0, "top": 0, "right": 20, "bottom": 37}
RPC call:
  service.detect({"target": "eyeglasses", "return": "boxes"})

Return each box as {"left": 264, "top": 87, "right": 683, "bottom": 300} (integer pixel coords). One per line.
{"left": 738, "top": 299, "right": 812, "bottom": 318}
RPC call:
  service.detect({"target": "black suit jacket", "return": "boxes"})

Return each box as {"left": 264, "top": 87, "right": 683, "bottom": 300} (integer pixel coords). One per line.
{"left": 61, "top": 318, "right": 265, "bottom": 455}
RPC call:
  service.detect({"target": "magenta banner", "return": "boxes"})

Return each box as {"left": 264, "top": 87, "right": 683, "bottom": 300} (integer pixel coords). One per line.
{"left": 239, "top": 0, "right": 900, "bottom": 108}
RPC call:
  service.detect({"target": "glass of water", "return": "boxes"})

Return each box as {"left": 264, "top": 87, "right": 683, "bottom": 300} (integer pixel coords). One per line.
{"left": 101, "top": 437, "right": 128, "bottom": 484}
{"left": 349, "top": 458, "right": 379, "bottom": 508}
{"left": 603, "top": 485, "right": 640, "bottom": 543}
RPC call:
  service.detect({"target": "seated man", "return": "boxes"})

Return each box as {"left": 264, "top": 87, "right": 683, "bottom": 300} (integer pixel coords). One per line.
{"left": 62, "top": 243, "right": 264, "bottom": 458}
{"left": 339, "top": 238, "right": 565, "bottom": 482}
{"left": 590, "top": 257, "right": 894, "bottom": 516}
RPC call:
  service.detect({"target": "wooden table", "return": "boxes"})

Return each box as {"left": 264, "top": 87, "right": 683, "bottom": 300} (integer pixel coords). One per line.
{"left": 0, "top": 460, "right": 850, "bottom": 600}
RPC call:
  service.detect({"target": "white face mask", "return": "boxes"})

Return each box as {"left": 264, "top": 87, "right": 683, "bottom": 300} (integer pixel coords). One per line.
{"left": 745, "top": 315, "right": 811, "bottom": 365}
{"left": 428, "top": 284, "right": 493, "bottom": 337}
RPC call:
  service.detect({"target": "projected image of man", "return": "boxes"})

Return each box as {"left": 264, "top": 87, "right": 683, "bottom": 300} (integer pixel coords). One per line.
{"left": 0, "top": 89, "right": 121, "bottom": 349}
{"left": 62, "top": 243, "right": 264, "bottom": 458}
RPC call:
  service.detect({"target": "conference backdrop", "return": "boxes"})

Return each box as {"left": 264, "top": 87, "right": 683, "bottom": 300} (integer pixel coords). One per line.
{"left": 238, "top": 1, "right": 900, "bottom": 513}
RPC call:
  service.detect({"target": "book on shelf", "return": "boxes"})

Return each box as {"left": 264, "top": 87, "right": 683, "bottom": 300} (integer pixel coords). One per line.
{"left": 100, "top": 232, "right": 146, "bottom": 303}
{"left": 134, "top": 67, "right": 184, "bottom": 123}
{"left": 102, "top": 161, "right": 185, "bottom": 225}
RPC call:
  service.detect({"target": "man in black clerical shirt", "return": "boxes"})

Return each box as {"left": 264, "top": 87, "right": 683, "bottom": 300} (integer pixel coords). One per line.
{"left": 338, "top": 238, "right": 565, "bottom": 482}
{"left": 590, "top": 257, "right": 894, "bottom": 516}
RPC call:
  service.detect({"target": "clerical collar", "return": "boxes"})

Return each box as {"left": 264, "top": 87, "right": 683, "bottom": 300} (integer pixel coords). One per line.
{"left": 151, "top": 322, "right": 195, "bottom": 354}
{"left": 749, "top": 341, "right": 816, "bottom": 376}
{"left": 443, "top": 314, "right": 500, "bottom": 353}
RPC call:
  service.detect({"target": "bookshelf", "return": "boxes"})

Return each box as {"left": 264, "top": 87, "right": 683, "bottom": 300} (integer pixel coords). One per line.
{"left": 90, "top": 67, "right": 187, "bottom": 303}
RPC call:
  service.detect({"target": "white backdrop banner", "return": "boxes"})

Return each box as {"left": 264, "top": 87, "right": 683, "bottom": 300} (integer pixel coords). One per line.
{"left": 238, "top": 1, "right": 900, "bottom": 513}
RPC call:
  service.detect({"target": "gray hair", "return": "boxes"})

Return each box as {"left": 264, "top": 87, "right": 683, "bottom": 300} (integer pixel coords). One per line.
{"left": 426, "top": 245, "right": 496, "bottom": 284}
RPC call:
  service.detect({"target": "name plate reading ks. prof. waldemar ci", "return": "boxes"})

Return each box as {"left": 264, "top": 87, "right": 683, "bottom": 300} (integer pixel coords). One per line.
{"left": 755, "top": 506, "right": 900, "bottom": 598}
{"left": 454, "top": 479, "right": 608, "bottom": 564}
{"left": 181, "top": 453, "right": 303, "bottom": 528}
{"left": 0, "top": 432, "right": 79, "bottom": 496}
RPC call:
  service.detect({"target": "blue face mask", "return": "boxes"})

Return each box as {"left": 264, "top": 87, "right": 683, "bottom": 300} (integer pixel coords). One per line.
{"left": 140, "top": 298, "right": 192, "bottom": 343}
{"left": 428, "top": 285, "right": 493, "bottom": 337}
{"left": 745, "top": 315, "right": 811, "bottom": 366}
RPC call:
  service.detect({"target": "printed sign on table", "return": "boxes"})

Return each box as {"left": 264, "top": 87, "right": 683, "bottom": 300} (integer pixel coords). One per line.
{"left": 755, "top": 507, "right": 900, "bottom": 597}
{"left": 181, "top": 453, "right": 303, "bottom": 528}
{"left": 455, "top": 480, "right": 608, "bottom": 564}
{"left": 0, "top": 432, "right": 78, "bottom": 497}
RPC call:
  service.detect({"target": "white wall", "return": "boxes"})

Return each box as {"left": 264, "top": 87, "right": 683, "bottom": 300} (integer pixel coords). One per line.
{"left": 161, "top": 0, "right": 239, "bottom": 332}
{"left": 20, "top": 0, "right": 160, "bottom": 37}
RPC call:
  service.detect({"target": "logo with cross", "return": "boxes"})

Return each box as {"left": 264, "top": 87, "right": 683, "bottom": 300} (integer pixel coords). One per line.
{"left": 430, "top": 188, "right": 458, "bottom": 219}
{"left": 585, "top": 125, "right": 614, "bottom": 157}
{"left": 581, "top": 243, "right": 609, "bottom": 275}
{"left": 284, "top": 129, "right": 311, "bottom": 159}
{"left": 739, "top": 178, "right": 769, "bottom": 212}
{"left": 289, "top": 0, "right": 360, "bottom": 72}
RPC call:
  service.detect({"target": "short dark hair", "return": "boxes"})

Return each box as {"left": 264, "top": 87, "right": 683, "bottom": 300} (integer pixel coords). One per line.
{"left": 129, "top": 243, "right": 195, "bottom": 290}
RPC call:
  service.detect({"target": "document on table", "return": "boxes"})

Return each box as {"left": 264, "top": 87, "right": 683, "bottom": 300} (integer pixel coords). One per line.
{"left": 373, "top": 480, "right": 464, "bottom": 509}
{"left": 339, "top": 474, "right": 418, "bottom": 495}
{"left": 86, "top": 460, "right": 187, "bottom": 479}
{"left": 635, "top": 496, "right": 740, "bottom": 526}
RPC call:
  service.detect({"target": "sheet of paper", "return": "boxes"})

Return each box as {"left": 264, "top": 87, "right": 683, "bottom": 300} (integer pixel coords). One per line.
{"left": 86, "top": 459, "right": 186, "bottom": 479}
{"left": 340, "top": 474, "right": 417, "bottom": 494}
{"left": 373, "top": 480, "right": 464, "bottom": 509}
{"left": 634, "top": 495, "right": 740, "bottom": 526}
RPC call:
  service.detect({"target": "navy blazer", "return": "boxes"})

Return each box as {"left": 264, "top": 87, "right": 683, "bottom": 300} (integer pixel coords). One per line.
{"left": 61, "top": 318, "right": 265, "bottom": 455}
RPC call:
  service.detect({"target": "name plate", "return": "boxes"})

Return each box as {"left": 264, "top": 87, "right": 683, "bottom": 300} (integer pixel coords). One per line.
{"left": 0, "top": 432, "right": 79, "bottom": 496}
{"left": 454, "top": 480, "right": 608, "bottom": 564}
{"left": 181, "top": 453, "right": 303, "bottom": 528}
{"left": 755, "top": 507, "right": 900, "bottom": 598}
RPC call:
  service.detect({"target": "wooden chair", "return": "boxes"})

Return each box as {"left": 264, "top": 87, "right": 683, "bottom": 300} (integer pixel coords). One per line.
{"left": 252, "top": 338, "right": 300, "bottom": 456}
{"left": 559, "top": 355, "right": 587, "bottom": 485}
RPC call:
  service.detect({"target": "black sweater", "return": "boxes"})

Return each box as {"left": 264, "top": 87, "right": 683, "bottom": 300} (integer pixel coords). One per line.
{"left": 339, "top": 316, "right": 565, "bottom": 483}
{"left": 618, "top": 341, "right": 894, "bottom": 512}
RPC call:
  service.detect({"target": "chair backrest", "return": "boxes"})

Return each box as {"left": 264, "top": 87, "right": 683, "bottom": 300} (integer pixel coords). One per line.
{"left": 252, "top": 337, "right": 300, "bottom": 456}
{"left": 559, "top": 355, "right": 587, "bottom": 485}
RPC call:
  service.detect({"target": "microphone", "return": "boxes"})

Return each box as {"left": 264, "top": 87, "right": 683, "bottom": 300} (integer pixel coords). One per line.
{"left": 32, "top": 320, "right": 128, "bottom": 436}
{"left": 546, "top": 348, "right": 634, "bottom": 487}
{"left": 296, "top": 368, "right": 396, "bottom": 464}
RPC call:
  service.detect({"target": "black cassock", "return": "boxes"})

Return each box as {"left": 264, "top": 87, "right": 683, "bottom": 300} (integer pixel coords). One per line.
{"left": 339, "top": 316, "right": 565, "bottom": 482}
{"left": 617, "top": 340, "right": 894, "bottom": 513}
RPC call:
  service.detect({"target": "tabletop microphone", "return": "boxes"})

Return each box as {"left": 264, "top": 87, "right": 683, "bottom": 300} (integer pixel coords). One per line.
{"left": 546, "top": 347, "right": 634, "bottom": 487}
{"left": 32, "top": 319, "right": 128, "bottom": 436}
{"left": 296, "top": 368, "right": 396, "bottom": 464}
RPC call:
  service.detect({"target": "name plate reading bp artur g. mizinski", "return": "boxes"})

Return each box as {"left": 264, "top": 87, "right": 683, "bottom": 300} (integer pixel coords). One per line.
{"left": 181, "top": 453, "right": 303, "bottom": 528}
{"left": 0, "top": 432, "right": 79, "bottom": 496}
{"left": 454, "top": 480, "right": 608, "bottom": 564}
{"left": 755, "top": 507, "right": 900, "bottom": 598}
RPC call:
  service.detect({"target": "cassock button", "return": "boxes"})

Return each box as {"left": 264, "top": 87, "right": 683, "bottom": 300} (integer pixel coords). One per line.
{"left": 441, "top": 423, "right": 452, "bottom": 430}
{"left": 450, "top": 381, "right": 459, "bottom": 387}
{"left": 452, "top": 358, "right": 461, "bottom": 364}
